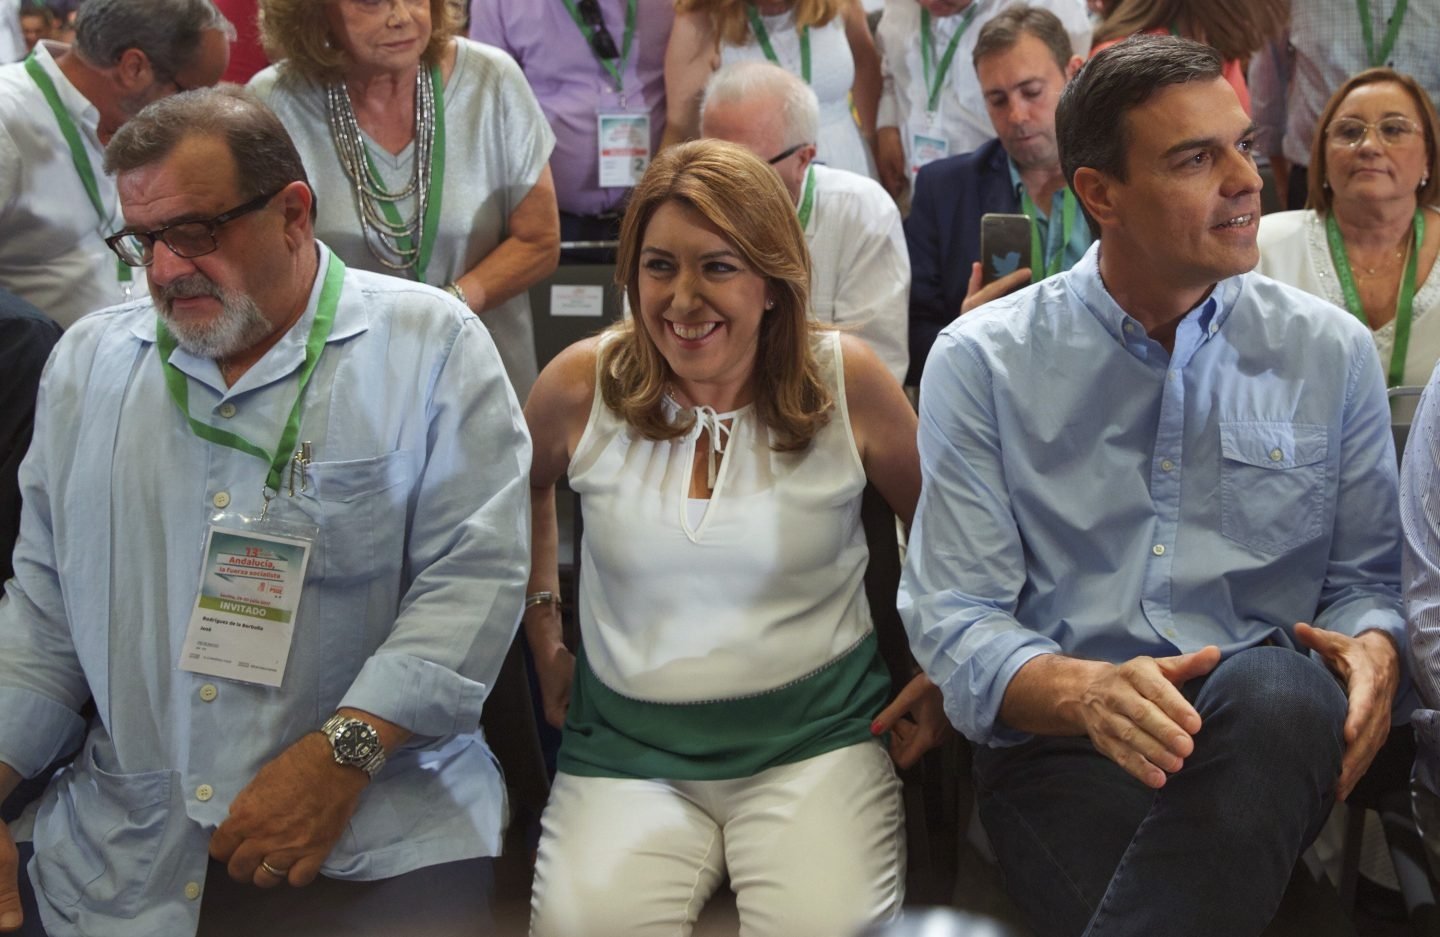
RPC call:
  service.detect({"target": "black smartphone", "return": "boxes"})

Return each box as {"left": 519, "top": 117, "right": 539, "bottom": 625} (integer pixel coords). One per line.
{"left": 979, "top": 213, "right": 1033, "bottom": 285}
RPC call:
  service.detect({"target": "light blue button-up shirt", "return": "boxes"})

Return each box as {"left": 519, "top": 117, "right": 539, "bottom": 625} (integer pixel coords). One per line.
{"left": 1401, "top": 364, "right": 1440, "bottom": 794}
{"left": 900, "top": 243, "right": 1405, "bottom": 746}
{"left": 0, "top": 245, "right": 532, "bottom": 937}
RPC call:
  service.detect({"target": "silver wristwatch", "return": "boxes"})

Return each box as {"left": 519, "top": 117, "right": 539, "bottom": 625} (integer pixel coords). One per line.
{"left": 320, "top": 714, "right": 386, "bottom": 777}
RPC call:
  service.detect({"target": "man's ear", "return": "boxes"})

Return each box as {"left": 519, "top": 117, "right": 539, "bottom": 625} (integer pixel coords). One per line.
{"left": 796, "top": 142, "right": 818, "bottom": 174}
{"left": 1071, "top": 166, "right": 1119, "bottom": 232}
{"left": 278, "top": 180, "right": 315, "bottom": 248}
{"left": 1064, "top": 55, "right": 1083, "bottom": 81}
{"left": 112, "top": 47, "right": 156, "bottom": 93}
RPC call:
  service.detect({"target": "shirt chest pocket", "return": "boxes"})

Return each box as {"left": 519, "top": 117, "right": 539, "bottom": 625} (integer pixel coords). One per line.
{"left": 1219, "top": 421, "right": 1329, "bottom": 555}
{"left": 300, "top": 450, "right": 416, "bottom": 583}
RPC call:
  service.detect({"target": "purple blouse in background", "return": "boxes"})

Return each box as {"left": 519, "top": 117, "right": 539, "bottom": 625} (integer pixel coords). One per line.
{"left": 469, "top": 0, "right": 674, "bottom": 217}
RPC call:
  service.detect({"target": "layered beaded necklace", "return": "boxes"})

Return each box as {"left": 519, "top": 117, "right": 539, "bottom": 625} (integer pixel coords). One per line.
{"left": 324, "top": 68, "right": 436, "bottom": 274}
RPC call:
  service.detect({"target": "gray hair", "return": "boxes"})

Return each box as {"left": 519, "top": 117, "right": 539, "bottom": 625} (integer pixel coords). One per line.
{"left": 75, "top": 0, "right": 233, "bottom": 81}
{"left": 104, "top": 86, "right": 315, "bottom": 218}
{"left": 701, "top": 61, "right": 820, "bottom": 151}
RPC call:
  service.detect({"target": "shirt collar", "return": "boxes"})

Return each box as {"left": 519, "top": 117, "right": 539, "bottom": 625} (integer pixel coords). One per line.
{"left": 1067, "top": 241, "right": 1241, "bottom": 357}
{"left": 130, "top": 242, "right": 369, "bottom": 392}
{"left": 30, "top": 40, "right": 100, "bottom": 135}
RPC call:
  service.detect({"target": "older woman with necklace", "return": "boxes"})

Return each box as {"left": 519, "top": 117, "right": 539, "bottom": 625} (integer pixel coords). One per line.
{"left": 250, "top": 0, "right": 559, "bottom": 398}
{"left": 1257, "top": 68, "right": 1440, "bottom": 392}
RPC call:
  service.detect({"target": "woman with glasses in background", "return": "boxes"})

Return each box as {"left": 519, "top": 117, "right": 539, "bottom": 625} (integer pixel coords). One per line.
{"left": 249, "top": 0, "right": 560, "bottom": 399}
{"left": 1257, "top": 68, "right": 1440, "bottom": 391}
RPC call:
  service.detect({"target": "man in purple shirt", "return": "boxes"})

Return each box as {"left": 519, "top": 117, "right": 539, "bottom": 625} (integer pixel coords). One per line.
{"left": 469, "top": 0, "right": 673, "bottom": 262}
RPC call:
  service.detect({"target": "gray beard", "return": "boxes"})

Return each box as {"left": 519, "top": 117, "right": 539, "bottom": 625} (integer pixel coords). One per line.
{"left": 157, "top": 274, "right": 272, "bottom": 360}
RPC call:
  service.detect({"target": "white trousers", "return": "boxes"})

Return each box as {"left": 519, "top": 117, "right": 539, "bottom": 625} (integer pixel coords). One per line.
{"left": 529, "top": 741, "right": 905, "bottom": 937}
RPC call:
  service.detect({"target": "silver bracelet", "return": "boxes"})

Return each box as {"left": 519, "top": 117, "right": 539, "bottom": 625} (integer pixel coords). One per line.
{"left": 444, "top": 281, "right": 469, "bottom": 308}
{"left": 524, "top": 591, "right": 561, "bottom": 610}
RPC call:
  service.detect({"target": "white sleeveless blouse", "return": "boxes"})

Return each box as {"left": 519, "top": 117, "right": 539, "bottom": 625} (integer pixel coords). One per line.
{"left": 569, "top": 331, "right": 875, "bottom": 704}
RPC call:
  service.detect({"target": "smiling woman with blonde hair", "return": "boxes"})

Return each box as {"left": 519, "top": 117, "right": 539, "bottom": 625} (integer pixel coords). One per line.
{"left": 523, "top": 138, "right": 945, "bottom": 937}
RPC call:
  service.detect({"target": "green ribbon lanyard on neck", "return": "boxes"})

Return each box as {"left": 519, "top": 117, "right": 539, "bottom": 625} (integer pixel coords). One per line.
{"left": 23, "top": 52, "right": 132, "bottom": 286}
{"left": 747, "top": 6, "right": 811, "bottom": 84}
{"left": 1326, "top": 209, "right": 1423, "bottom": 388}
{"left": 1018, "top": 187, "right": 1076, "bottom": 283}
{"left": 920, "top": 7, "right": 978, "bottom": 113}
{"left": 796, "top": 164, "right": 817, "bottom": 229}
{"left": 560, "top": 0, "right": 637, "bottom": 93}
{"left": 1357, "top": 0, "right": 1408, "bottom": 67}
{"left": 156, "top": 253, "right": 347, "bottom": 493}
{"left": 364, "top": 65, "right": 446, "bottom": 283}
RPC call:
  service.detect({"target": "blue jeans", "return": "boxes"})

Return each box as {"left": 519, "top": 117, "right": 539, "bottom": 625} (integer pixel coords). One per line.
{"left": 12, "top": 841, "right": 494, "bottom": 937}
{"left": 974, "top": 646, "right": 1347, "bottom": 937}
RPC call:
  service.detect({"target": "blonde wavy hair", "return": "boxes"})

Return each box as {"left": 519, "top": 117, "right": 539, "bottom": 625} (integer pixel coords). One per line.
{"left": 603, "top": 139, "right": 832, "bottom": 451}
{"left": 1093, "top": 0, "right": 1287, "bottom": 62}
{"left": 258, "top": 0, "right": 462, "bottom": 85}
{"left": 676, "top": 0, "right": 846, "bottom": 49}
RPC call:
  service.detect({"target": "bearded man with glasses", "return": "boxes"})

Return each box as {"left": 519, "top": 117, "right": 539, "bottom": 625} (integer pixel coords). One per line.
{"left": 0, "top": 86, "right": 531, "bottom": 937}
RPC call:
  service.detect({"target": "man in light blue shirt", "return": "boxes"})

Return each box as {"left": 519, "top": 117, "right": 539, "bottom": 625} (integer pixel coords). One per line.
{"left": 900, "top": 35, "right": 1405, "bottom": 937}
{"left": 0, "top": 87, "right": 531, "bottom": 936}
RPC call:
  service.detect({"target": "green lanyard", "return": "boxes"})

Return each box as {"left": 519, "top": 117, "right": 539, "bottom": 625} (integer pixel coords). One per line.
{"left": 1019, "top": 187, "right": 1077, "bottom": 282}
{"left": 1326, "top": 209, "right": 1423, "bottom": 388}
{"left": 23, "top": 52, "right": 132, "bottom": 286}
{"left": 796, "top": 164, "right": 817, "bottom": 229}
{"left": 365, "top": 65, "right": 446, "bottom": 283}
{"left": 920, "top": 7, "right": 978, "bottom": 113}
{"left": 560, "top": 0, "right": 637, "bottom": 93}
{"left": 746, "top": 7, "right": 811, "bottom": 84}
{"left": 1357, "top": 0, "right": 1408, "bottom": 67}
{"left": 157, "top": 253, "right": 347, "bottom": 493}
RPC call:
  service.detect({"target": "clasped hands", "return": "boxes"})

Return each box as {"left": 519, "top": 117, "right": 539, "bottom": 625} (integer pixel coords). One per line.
{"left": 1076, "top": 623, "right": 1397, "bottom": 800}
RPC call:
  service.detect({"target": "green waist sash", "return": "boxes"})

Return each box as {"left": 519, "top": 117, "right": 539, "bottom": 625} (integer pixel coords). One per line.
{"left": 557, "top": 631, "right": 891, "bottom": 781}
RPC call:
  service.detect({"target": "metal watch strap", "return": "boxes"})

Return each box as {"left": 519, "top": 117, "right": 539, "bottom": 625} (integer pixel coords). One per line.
{"left": 320, "top": 713, "right": 386, "bottom": 777}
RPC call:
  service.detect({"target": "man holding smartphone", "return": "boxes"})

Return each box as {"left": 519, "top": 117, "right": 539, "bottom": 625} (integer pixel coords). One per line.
{"left": 901, "top": 35, "right": 1406, "bottom": 937}
{"left": 904, "top": 5, "right": 1086, "bottom": 384}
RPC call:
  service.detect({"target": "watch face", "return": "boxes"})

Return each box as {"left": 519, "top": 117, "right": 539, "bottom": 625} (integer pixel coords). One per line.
{"left": 335, "top": 722, "right": 380, "bottom": 762}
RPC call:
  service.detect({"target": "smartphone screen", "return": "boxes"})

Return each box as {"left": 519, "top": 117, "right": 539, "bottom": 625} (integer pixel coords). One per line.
{"left": 979, "top": 213, "right": 1033, "bottom": 286}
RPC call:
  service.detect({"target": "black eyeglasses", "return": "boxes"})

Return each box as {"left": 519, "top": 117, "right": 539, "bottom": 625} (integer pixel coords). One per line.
{"left": 768, "top": 142, "right": 811, "bottom": 165}
{"left": 577, "top": 0, "right": 620, "bottom": 59}
{"left": 106, "top": 188, "right": 285, "bottom": 267}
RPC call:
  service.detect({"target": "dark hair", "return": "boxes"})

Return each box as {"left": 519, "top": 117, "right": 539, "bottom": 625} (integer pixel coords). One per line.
{"left": 972, "top": 5, "right": 1074, "bottom": 73}
{"left": 1307, "top": 68, "right": 1440, "bottom": 213}
{"left": 74, "top": 0, "right": 232, "bottom": 81}
{"left": 1057, "top": 34, "right": 1222, "bottom": 235}
{"left": 104, "top": 86, "right": 315, "bottom": 219}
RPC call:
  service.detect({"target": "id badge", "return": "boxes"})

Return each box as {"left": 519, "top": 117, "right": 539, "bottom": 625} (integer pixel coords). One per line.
{"left": 909, "top": 115, "right": 950, "bottom": 177}
{"left": 597, "top": 111, "right": 651, "bottom": 188}
{"left": 178, "top": 512, "right": 316, "bottom": 688}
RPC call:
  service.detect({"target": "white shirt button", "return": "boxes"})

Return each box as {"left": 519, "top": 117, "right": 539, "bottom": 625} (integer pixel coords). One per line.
{"left": 1124, "top": 322, "right": 1136, "bottom": 333}
{"left": 212, "top": 491, "right": 231, "bottom": 509}
{"left": 199, "top": 683, "right": 218, "bottom": 703}
{"left": 196, "top": 783, "right": 214, "bottom": 802}
{"left": 1169, "top": 371, "right": 1179, "bottom": 381}
{"left": 1269, "top": 448, "right": 1283, "bottom": 462}
{"left": 218, "top": 403, "right": 237, "bottom": 418}
{"left": 185, "top": 882, "right": 201, "bottom": 901}
{"left": 1152, "top": 544, "right": 1166, "bottom": 556}
{"left": 1209, "top": 323, "right": 1219, "bottom": 335}
{"left": 1160, "top": 459, "right": 1175, "bottom": 472}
